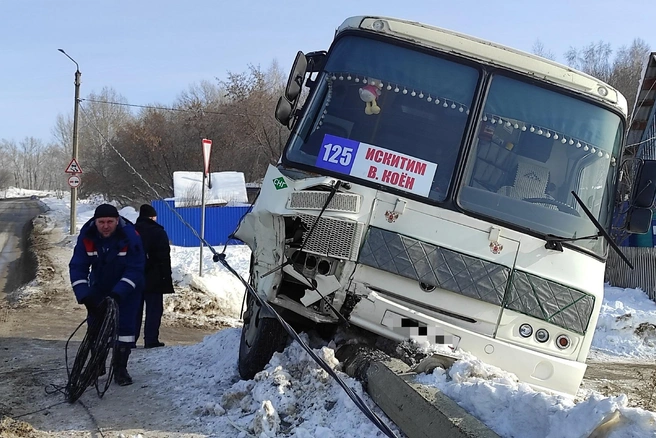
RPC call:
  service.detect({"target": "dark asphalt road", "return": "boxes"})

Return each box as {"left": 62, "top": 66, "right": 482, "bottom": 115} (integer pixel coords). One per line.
{"left": 0, "top": 197, "right": 44, "bottom": 297}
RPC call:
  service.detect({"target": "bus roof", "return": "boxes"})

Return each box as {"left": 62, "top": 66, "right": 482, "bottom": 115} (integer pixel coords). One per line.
{"left": 337, "top": 16, "right": 628, "bottom": 117}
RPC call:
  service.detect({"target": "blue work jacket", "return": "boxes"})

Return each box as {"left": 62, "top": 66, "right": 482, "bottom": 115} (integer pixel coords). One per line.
{"left": 69, "top": 216, "right": 145, "bottom": 304}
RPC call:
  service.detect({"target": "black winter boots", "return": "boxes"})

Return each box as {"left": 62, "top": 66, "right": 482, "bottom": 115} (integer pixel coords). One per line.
{"left": 113, "top": 344, "right": 133, "bottom": 386}
{"left": 144, "top": 341, "right": 165, "bottom": 349}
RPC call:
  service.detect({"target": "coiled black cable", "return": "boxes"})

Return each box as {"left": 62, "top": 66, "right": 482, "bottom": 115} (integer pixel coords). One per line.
{"left": 63, "top": 297, "right": 119, "bottom": 403}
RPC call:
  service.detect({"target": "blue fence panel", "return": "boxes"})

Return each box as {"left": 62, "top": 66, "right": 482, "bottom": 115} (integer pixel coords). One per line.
{"left": 151, "top": 200, "right": 251, "bottom": 247}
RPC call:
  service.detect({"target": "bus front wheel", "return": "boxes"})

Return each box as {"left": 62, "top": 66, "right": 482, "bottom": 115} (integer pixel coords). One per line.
{"left": 238, "top": 293, "right": 288, "bottom": 380}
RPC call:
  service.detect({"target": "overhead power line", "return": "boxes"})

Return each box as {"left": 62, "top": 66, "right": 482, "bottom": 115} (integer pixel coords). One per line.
{"left": 81, "top": 98, "right": 256, "bottom": 117}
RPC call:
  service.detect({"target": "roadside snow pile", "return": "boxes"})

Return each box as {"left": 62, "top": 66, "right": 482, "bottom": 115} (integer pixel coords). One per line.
{"left": 0, "top": 187, "right": 51, "bottom": 199}
{"left": 31, "top": 212, "right": 58, "bottom": 234}
{"left": 415, "top": 354, "right": 656, "bottom": 438}
{"left": 142, "top": 329, "right": 399, "bottom": 437}
{"left": 591, "top": 285, "right": 656, "bottom": 359}
{"left": 140, "top": 325, "right": 656, "bottom": 438}
{"left": 162, "top": 245, "right": 250, "bottom": 328}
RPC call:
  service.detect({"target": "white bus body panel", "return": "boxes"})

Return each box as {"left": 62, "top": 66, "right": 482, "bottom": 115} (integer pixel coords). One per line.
{"left": 238, "top": 165, "right": 603, "bottom": 396}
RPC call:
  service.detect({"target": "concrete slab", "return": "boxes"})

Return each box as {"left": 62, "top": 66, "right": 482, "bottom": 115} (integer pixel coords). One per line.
{"left": 337, "top": 345, "right": 499, "bottom": 438}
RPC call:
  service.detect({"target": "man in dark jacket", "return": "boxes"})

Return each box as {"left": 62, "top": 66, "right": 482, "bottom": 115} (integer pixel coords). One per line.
{"left": 135, "top": 204, "right": 174, "bottom": 349}
{"left": 69, "top": 204, "right": 145, "bottom": 386}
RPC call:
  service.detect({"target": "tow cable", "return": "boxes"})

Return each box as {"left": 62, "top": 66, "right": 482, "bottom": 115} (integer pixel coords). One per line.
{"left": 214, "top": 251, "right": 398, "bottom": 438}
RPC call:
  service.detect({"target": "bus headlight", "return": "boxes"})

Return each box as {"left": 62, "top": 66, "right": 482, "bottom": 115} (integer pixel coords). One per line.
{"left": 518, "top": 323, "right": 533, "bottom": 338}
{"left": 535, "top": 328, "right": 549, "bottom": 343}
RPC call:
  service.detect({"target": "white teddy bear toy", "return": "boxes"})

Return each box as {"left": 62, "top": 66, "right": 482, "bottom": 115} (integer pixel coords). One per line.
{"left": 359, "top": 83, "right": 381, "bottom": 115}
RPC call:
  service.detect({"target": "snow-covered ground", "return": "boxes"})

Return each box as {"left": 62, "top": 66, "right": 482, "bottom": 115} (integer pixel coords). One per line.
{"left": 1, "top": 187, "right": 55, "bottom": 199}
{"left": 7, "top": 188, "right": 656, "bottom": 437}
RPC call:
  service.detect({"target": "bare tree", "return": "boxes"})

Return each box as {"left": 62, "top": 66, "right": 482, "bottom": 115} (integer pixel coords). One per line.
{"left": 0, "top": 137, "right": 67, "bottom": 192}
{"left": 76, "top": 87, "right": 134, "bottom": 198}
{"left": 107, "top": 109, "right": 181, "bottom": 204}
{"left": 41, "top": 142, "right": 69, "bottom": 191}
{"left": 0, "top": 169, "right": 12, "bottom": 197}
{"left": 532, "top": 39, "right": 556, "bottom": 61}
{"left": 1, "top": 139, "right": 20, "bottom": 187}
{"left": 217, "top": 62, "right": 288, "bottom": 180}
{"left": 565, "top": 41, "right": 613, "bottom": 82}
{"left": 611, "top": 39, "right": 652, "bottom": 115}
{"left": 83, "top": 62, "right": 287, "bottom": 205}
{"left": 52, "top": 113, "right": 72, "bottom": 151}
{"left": 565, "top": 39, "right": 651, "bottom": 118}
{"left": 19, "top": 137, "right": 45, "bottom": 190}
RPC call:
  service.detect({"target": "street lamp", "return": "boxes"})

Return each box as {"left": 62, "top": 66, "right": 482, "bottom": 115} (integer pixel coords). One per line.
{"left": 58, "top": 49, "right": 81, "bottom": 235}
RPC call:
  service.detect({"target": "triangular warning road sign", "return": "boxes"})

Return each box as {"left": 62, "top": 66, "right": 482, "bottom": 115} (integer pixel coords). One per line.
{"left": 65, "top": 158, "right": 83, "bottom": 174}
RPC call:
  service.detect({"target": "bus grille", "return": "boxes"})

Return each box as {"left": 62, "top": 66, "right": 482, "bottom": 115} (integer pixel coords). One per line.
{"left": 359, "top": 227, "right": 594, "bottom": 334}
{"left": 297, "top": 214, "right": 363, "bottom": 260}
{"left": 288, "top": 191, "right": 360, "bottom": 213}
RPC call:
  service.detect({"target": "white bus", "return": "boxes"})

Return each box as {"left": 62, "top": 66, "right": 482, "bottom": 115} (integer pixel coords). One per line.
{"left": 234, "top": 16, "right": 656, "bottom": 396}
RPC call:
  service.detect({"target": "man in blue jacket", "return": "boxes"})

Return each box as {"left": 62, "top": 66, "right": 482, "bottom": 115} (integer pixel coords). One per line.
{"left": 69, "top": 204, "right": 145, "bottom": 386}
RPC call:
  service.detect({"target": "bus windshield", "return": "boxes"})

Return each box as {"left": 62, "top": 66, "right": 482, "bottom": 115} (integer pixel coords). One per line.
{"left": 459, "top": 75, "right": 623, "bottom": 256}
{"left": 284, "top": 35, "right": 479, "bottom": 201}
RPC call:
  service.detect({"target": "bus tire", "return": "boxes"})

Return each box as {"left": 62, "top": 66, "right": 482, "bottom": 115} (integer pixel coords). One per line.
{"left": 238, "top": 293, "right": 288, "bottom": 380}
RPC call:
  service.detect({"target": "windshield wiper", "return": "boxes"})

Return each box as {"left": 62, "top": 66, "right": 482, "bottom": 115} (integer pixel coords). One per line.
{"left": 543, "top": 232, "right": 601, "bottom": 252}
{"left": 559, "top": 191, "right": 632, "bottom": 269}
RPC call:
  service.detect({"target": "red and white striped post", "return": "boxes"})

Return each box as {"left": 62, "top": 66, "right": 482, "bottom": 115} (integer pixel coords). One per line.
{"left": 199, "top": 138, "right": 212, "bottom": 276}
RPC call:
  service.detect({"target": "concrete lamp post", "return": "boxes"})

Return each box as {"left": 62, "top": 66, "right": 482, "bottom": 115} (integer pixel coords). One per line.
{"left": 58, "top": 49, "right": 81, "bottom": 235}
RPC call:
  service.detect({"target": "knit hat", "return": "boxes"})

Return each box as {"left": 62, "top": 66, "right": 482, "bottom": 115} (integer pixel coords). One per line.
{"left": 139, "top": 204, "right": 157, "bottom": 218}
{"left": 94, "top": 204, "right": 119, "bottom": 219}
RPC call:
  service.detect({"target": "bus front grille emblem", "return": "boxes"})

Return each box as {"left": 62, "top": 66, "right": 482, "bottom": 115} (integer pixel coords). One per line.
{"left": 489, "top": 241, "right": 503, "bottom": 254}
{"left": 385, "top": 211, "right": 399, "bottom": 223}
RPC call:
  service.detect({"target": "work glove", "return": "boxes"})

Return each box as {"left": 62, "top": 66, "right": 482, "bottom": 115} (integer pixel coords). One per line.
{"left": 108, "top": 292, "right": 121, "bottom": 304}
{"left": 81, "top": 293, "right": 104, "bottom": 315}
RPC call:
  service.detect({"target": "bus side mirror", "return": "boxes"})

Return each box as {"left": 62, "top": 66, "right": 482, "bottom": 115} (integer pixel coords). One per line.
{"left": 284, "top": 51, "right": 308, "bottom": 102}
{"left": 632, "top": 160, "right": 656, "bottom": 208}
{"left": 275, "top": 96, "right": 293, "bottom": 126}
{"left": 626, "top": 207, "right": 652, "bottom": 234}
{"left": 305, "top": 51, "right": 327, "bottom": 74}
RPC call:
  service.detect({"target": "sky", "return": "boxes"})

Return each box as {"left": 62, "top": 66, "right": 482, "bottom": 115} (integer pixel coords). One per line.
{"left": 1, "top": 0, "right": 654, "bottom": 146}
{"left": 6, "top": 186, "right": 656, "bottom": 437}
